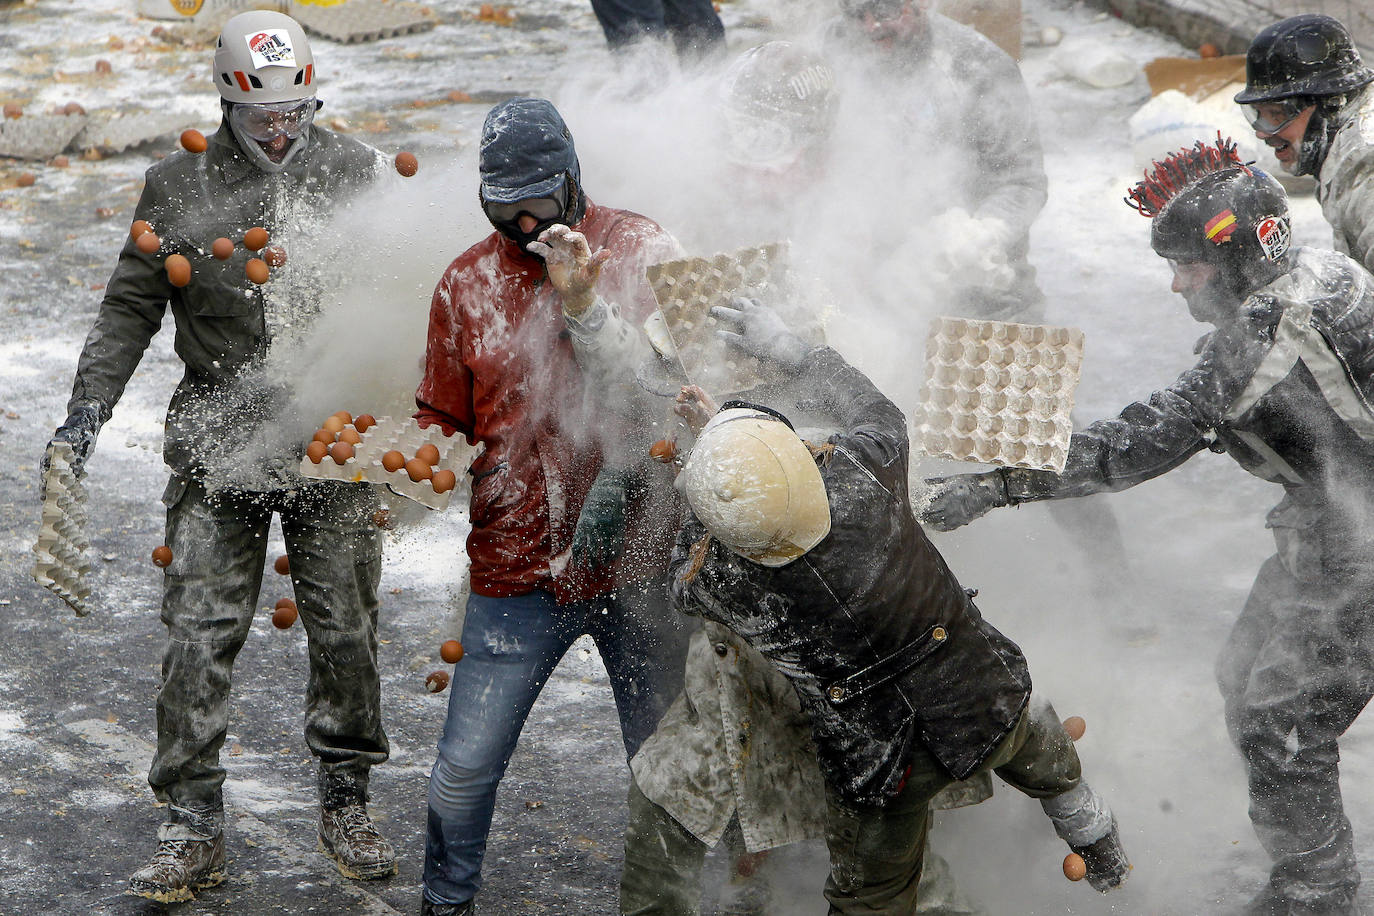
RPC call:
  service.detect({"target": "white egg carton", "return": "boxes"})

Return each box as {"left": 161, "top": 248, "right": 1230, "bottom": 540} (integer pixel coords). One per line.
{"left": 647, "top": 242, "right": 790, "bottom": 396}
{"left": 299, "top": 414, "right": 463, "bottom": 510}
{"left": 288, "top": 0, "right": 437, "bottom": 44}
{"left": 0, "top": 113, "right": 88, "bottom": 161}
{"left": 914, "top": 316, "right": 1084, "bottom": 473}
{"left": 31, "top": 443, "right": 93, "bottom": 616}
{"left": 73, "top": 108, "right": 188, "bottom": 156}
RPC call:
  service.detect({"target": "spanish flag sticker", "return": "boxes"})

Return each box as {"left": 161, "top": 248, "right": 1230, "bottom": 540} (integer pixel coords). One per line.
{"left": 1205, "top": 209, "right": 1238, "bottom": 244}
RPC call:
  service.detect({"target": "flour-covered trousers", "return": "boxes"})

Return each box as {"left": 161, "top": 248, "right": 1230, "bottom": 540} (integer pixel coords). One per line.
{"left": 148, "top": 475, "right": 387, "bottom": 836}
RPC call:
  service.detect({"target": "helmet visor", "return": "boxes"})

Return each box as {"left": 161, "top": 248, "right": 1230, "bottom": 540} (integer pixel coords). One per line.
{"left": 1243, "top": 98, "right": 1311, "bottom": 135}
{"left": 722, "top": 108, "right": 800, "bottom": 167}
{"left": 229, "top": 99, "right": 316, "bottom": 143}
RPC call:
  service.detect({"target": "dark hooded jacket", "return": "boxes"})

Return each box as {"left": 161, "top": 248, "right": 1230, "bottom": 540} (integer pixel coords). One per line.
{"left": 669, "top": 346, "right": 1031, "bottom": 806}
{"left": 66, "top": 120, "right": 384, "bottom": 483}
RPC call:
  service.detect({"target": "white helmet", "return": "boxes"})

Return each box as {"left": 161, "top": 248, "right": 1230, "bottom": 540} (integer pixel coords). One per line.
{"left": 213, "top": 11, "right": 315, "bottom": 104}
{"left": 681, "top": 407, "right": 832, "bottom": 567}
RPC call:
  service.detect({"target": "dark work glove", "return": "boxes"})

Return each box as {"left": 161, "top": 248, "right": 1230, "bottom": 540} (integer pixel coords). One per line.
{"left": 40, "top": 402, "right": 103, "bottom": 499}
{"left": 709, "top": 296, "right": 810, "bottom": 371}
{"left": 920, "top": 470, "right": 1011, "bottom": 531}
{"left": 571, "top": 466, "right": 630, "bottom": 570}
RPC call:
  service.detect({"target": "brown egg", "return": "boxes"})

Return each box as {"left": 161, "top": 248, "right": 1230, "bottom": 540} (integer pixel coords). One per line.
{"left": 415, "top": 443, "right": 441, "bottom": 466}
{"left": 135, "top": 231, "right": 160, "bottom": 254}
{"left": 1198, "top": 42, "right": 1220, "bottom": 59}
{"left": 179, "top": 129, "right": 207, "bottom": 153}
{"left": 272, "top": 601, "right": 298, "bottom": 629}
{"left": 51, "top": 155, "right": 70, "bottom": 168}
{"left": 339, "top": 427, "right": 362, "bottom": 445}
{"left": 165, "top": 253, "right": 191, "bottom": 288}
{"left": 262, "top": 244, "right": 287, "bottom": 268}
{"left": 424, "top": 670, "right": 451, "bottom": 693}
{"left": 243, "top": 226, "right": 269, "bottom": 251}
{"left": 1063, "top": 853, "right": 1087, "bottom": 882}
{"left": 16, "top": 172, "right": 35, "bottom": 187}
{"left": 94, "top": 59, "right": 113, "bottom": 75}
{"left": 432, "top": 469, "right": 457, "bottom": 494}
{"left": 354, "top": 414, "right": 376, "bottom": 433}
{"left": 2, "top": 103, "right": 21, "bottom": 119}
{"left": 1062, "top": 716, "right": 1086, "bottom": 741}
{"left": 211, "top": 237, "right": 234, "bottom": 260}
{"left": 649, "top": 439, "right": 676, "bottom": 462}
{"left": 245, "top": 258, "right": 269, "bottom": 285}
{"left": 381, "top": 450, "right": 406, "bottom": 473}
{"left": 313, "top": 428, "right": 336, "bottom": 445}
{"left": 394, "top": 151, "right": 418, "bottom": 177}
{"left": 306, "top": 439, "right": 329, "bottom": 463}
{"left": 130, "top": 220, "right": 152, "bottom": 241}
{"left": 440, "top": 639, "right": 464, "bottom": 664}
{"left": 330, "top": 440, "right": 355, "bottom": 465}
{"left": 371, "top": 508, "right": 395, "bottom": 530}
{"left": 151, "top": 545, "right": 173, "bottom": 567}
{"left": 61, "top": 102, "right": 85, "bottom": 116}
{"left": 94, "top": 207, "right": 114, "bottom": 219}
{"left": 273, "top": 554, "right": 290, "bottom": 575}
{"left": 275, "top": 596, "right": 296, "bottom": 610}
{"left": 406, "top": 458, "right": 433, "bottom": 482}
{"left": 322, "top": 416, "right": 345, "bottom": 435}
{"left": 331, "top": 410, "right": 353, "bottom": 424}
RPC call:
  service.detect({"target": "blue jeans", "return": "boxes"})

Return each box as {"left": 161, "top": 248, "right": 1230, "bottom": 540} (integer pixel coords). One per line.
{"left": 423, "top": 579, "right": 687, "bottom": 906}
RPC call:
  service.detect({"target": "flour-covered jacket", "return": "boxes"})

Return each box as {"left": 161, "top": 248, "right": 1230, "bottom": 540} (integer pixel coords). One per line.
{"left": 67, "top": 122, "right": 385, "bottom": 486}
{"left": 1317, "top": 84, "right": 1374, "bottom": 274}
{"left": 414, "top": 199, "right": 684, "bottom": 602}
{"left": 629, "top": 621, "right": 827, "bottom": 851}
{"left": 668, "top": 347, "right": 1031, "bottom": 807}
{"left": 1006, "top": 247, "right": 1374, "bottom": 578}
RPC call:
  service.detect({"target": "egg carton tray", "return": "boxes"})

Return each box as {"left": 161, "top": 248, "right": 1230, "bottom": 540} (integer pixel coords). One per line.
{"left": 288, "top": 0, "right": 437, "bottom": 43}
{"left": 913, "top": 316, "right": 1084, "bottom": 473}
{"left": 73, "top": 109, "right": 189, "bottom": 156}
{"left": 31, "top": 443, "right": 93, "bottom": 616}
{"left": 299, "top": 414, "right": 464, "bottom": 510}
{"left": 647, "top": 242, "right": 789, "bottom": 396}
{"left": 0, "top": 114, "right": 89, "bottom": 161}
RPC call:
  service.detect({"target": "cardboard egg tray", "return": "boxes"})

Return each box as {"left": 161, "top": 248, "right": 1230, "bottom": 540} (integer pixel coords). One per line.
{"left": 299, "top": 414, "right": 463, "bottom": 510}
{"left": 31, "top": 443, "right": 93, "bottom": 616}
{"left": 73, "top": 109, "right": 189, "bottom": 156}
{"left": 646, "top": 242, "right": 789, "bottom": 396}
{"left": 914, "top": 316, "right": 1084, "bottom": 473}
{"left": 288, "top": 0, "right": 437, "bottom": 43}
{"left": 0, "top": 113, "right": 89, "bottom": 161}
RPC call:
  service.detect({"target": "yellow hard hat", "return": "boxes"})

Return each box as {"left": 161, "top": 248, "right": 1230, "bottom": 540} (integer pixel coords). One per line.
{"left": 681, "top": 407, "right": 831, "bottom": 567}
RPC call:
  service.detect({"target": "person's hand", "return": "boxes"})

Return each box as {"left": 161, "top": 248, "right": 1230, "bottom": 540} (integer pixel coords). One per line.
{"left": 571, "top": 467, "right": 629, "bottom": 570}
{"left": 39, "top": 403, "right": 102, "bottom": 500}
{"left": 709, "top": 296, "right": 809, "bottom": 370}
{"left": 919, "top": 470, "right": 1010, "bottom": 531}
{"left": 673, "top": 385, "right": 718, "bottom": 435}
{"left": 526, "top": 223, "right": 611, "bottom": 317}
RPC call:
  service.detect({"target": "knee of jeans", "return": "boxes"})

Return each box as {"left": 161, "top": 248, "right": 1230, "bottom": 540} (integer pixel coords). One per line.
{"left": 429, "top": 747, "right": 504, "bottom": 809}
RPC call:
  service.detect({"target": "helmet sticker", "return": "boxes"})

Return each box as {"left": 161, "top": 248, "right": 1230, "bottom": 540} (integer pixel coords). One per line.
{"left": 1256, "top": 214, "right": 1291, "bottom": 261}
{"left": 1205, "top": 209, "right": 1238, "bottom": 244}
{"left": 246, "top": 30, "right": 297, "bottom": 69}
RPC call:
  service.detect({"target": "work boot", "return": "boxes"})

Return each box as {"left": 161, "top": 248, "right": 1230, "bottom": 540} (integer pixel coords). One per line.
{"left": 319, "top": 803, "right": 397, "bottom": 879}
{"left": 127, "top": 832, "right": 226, "bottom": 902}
{"left": 1071, "top": 818, "right": 1131, "bottom": 892}
{"left": 421, "top": 897, "right": 475, "bottom": 915}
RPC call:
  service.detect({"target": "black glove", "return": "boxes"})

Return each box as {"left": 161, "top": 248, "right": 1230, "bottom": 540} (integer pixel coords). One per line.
{"left": 40, "top": 402, "right": 102, "bottom": 499}
{"left": 571, "top": 466, "right": 630, "bottom": 570}
{"left": 709, "top": 296, "right": 810, "bottom": 371}
{"left": 919, "top": 470, "right": 1011, "bottom": 531}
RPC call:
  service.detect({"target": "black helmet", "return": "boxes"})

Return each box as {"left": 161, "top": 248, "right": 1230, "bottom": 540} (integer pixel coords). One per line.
{"left": 1234, "top": 15, "right": 1374, "bottom": 104}
{"left": 719, "top": 41, "right": 837, "bottom": 169}
{"left": 1127, "top": 137, "right": 1292, "bottom": 303}
{"left": 478, "top": 97, "right": 586, "bottom": 249}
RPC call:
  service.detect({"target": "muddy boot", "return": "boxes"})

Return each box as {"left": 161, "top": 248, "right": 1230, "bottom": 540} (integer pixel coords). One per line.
{"left": 127, "top": 830, "right": 226, "bottom": 903}
{"left": 320, "top": 803, "right": 397, "bottom": 879}
{"left": 421, "top": 897, "right": 475, "bottom": 915}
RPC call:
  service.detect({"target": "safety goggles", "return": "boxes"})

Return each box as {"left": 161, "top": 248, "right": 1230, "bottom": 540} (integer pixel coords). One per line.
{"left": 1243, "top": 99, "right": 1312, "bottom": 136}
{"left": 839, "top": 0, "right": 906, "bottom": 21}
{"left": 229, "top": 99, "right": 316, "bottom": 142}
{"left": 481, "top": 190, "right": 566, "bottom": 224}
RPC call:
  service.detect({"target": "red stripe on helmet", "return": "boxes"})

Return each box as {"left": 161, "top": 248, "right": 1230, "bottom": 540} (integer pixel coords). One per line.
{"left": 234, "top": 71, "right": 251, "bottom": 92}
{"left": 304, "top": 64, "right": 313, "bottom": 85}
